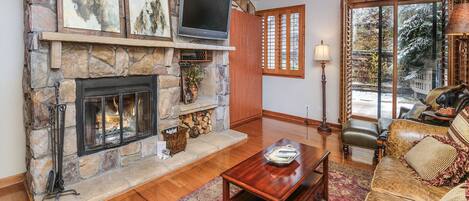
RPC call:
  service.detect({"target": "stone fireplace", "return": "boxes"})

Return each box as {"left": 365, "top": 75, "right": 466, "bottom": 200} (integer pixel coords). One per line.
{"left": 24, "top": 42, "right": 231, "bottom": 200}
{"left": 76, "top": 76, "right": 158, "bottom": 156}
{"left": 23, "top": 1, "right": 234, "bottom": 199}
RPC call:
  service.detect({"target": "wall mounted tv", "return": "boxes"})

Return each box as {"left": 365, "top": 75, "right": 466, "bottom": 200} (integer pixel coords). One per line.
{"left": 178, "top": 0, "right": 232, "bottom": 40}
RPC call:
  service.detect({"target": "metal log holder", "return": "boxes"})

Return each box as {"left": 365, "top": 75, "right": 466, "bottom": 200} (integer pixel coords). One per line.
{"left": 43, "top": 83, "right": 79, "bottom": 201}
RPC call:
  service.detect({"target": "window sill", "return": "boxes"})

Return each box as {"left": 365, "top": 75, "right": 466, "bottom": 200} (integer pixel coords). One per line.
{"left": 262, "top": 72, "right": 305, "bottom": 79}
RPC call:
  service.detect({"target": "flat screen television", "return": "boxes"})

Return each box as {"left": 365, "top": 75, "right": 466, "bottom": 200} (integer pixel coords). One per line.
{"left": 178, "top": 0, "right": 232, "bottom": 40}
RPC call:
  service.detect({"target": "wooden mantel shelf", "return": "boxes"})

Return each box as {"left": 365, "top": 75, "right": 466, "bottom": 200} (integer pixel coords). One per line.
{"left": 39, "top": 32, "right": 236, "bottom": 51}
{"left": 40, "top": 32, "right": 235, "bottom": 69}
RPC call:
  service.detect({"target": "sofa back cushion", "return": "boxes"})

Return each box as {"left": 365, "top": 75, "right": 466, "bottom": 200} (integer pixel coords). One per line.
{"left": 386, "top": 120, "right": 448, "bottom": 159}
{"left": 404, "top": 137, "right": 457, "bottom": 181}
{"left": 448, "top": 107, "right": 469, "bottom": 148}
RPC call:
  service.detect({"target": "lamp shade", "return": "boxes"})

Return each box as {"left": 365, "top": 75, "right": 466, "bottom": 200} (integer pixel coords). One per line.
{"left": 445, "top": 3, "right": 469, "bottom": 35}
{"left": 314, "top": 40, "right": 331, "bottom": 61}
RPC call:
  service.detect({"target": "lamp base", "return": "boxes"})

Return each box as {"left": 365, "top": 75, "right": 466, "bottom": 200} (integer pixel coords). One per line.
{"left": 318, "top": 62, "right": 331, "bottom": 135}
{"left": 317, "top": 124, "right": 332, "bottom": 134}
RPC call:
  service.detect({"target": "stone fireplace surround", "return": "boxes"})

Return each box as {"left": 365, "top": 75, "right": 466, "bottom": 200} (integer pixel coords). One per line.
{"left": 23, "top": 0, "right": 234, "bottom": 200}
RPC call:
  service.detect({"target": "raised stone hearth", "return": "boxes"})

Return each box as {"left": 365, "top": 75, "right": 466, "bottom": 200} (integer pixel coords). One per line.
{"left": 60, "top": 130, "right": 247, "bottom": 201}
{"left": 23, "top": 0, "right": 232, "bottom": 199}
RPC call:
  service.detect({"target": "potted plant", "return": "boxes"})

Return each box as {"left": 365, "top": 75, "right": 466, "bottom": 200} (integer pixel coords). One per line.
{"left": 184, "top": 64, "right": 205, "bottom": 103}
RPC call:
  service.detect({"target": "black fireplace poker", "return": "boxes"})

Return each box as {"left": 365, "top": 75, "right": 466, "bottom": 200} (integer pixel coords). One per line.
{"left": 43, "top": 82, "right": 79, "bottom": 201}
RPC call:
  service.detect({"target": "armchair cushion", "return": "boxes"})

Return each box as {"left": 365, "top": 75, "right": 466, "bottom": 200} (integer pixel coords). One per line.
{"left": 341, "top": 119, "right": 379, "bottom": 149}
{"left": 343, "top": 119, "right": 379, "bottom": 136}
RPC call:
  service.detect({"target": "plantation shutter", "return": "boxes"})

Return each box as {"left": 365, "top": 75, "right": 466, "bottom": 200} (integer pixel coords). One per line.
{"left": 340, "top": 0, "right": 354, "bottom": 124}
{"left": 442, "top": 0, "right": 449, "bottom": 85}
{"left": 257, "top": 6, "right": 305, "bottom": 78}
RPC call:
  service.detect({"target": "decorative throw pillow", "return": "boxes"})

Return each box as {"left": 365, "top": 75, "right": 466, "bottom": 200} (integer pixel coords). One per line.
{"left": 439, "top": 182, "right": 468, "bottom": 201}
{"left": 426, "top": 85, "right": 466, "bottom": 110}
{"left": 405, "top": 102, "right": 428, "bottom": 120}
{"left": 448, "top": 107, "right": 469, "bottom": 149}
{"left": 404, "top": 137, "right": 458, "bottom": 181}
{"left": 428, "top": 136, "right": 469, "bottom": 186}
{"left": 404, "top": 135, "right": 469, "bottom": 186}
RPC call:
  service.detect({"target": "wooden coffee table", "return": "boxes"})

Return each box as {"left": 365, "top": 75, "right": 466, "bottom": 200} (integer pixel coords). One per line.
{"left": 221, "top": 138, "right": 330, "bottom": 201}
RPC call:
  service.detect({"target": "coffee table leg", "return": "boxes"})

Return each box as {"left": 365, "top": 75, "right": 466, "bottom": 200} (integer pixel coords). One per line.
{"left": 223, "top": 178, "right": 230, "bottom": 201}
{"left": 323, "top": 155, "right": 329, "bottom": 201}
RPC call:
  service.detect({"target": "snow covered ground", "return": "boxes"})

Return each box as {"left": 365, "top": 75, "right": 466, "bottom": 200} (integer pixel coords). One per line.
{"left": 352, "top": 90, "right": 416, "bottom": 118}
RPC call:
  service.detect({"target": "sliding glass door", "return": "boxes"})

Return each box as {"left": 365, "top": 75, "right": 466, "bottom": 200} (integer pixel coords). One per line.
{"left": 350, "top": 1, "right": 447, "bottom": 119}
{"left": 397, "top": 2, "right": 446, "bottom": 112}
{"left": 351, "top": 7, "right": 379, "bottom": 118}
{"left": 351, "top": 6, "right": 393, "bottom": 119}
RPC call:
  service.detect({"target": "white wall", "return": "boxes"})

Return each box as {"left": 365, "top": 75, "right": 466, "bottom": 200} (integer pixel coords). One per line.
{"left": 253, "top": 0, "right": 341, "bottom": 123}
{"left": 0, "top": 1, "right": 26, "bottom": 178}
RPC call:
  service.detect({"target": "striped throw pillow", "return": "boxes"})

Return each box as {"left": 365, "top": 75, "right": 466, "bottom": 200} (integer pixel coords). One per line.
{"left": 448, "top": 107, "right": 469, "bottom": 148}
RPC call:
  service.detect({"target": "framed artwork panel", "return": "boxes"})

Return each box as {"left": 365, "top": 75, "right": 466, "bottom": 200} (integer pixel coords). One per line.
{"left": 124, "top": 0, "right": 173, "bottom": 41}
{"left": 57, "top": 0, "right": 126, "bottom": 37}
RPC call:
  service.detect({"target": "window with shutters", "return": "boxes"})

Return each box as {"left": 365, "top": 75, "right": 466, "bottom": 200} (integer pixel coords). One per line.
{"left": 257, "top": 5, "right": 305, "bottom": 78}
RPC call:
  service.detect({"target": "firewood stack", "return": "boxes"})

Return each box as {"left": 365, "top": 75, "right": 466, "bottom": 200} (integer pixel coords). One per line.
{"left": 180, "top": 109, "right": 214, "bottom": 138}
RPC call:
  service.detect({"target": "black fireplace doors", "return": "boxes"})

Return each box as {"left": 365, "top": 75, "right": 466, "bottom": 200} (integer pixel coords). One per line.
{"left": 76, "top": 76, "right": 158, "bottom": 156}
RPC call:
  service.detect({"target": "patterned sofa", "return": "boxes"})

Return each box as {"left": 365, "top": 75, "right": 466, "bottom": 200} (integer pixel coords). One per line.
{"left": 365, "top": 119, "right": 453, "bottom": 201}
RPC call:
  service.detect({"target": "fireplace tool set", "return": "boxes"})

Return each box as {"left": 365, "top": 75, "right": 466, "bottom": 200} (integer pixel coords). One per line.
{"left": 43, "top": 83, "right": 79, "bottom": 201}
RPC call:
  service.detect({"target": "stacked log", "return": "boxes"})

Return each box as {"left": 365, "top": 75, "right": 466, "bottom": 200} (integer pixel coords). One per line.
{"left": 180, "top": 109, "right": 213, "bottom": 138}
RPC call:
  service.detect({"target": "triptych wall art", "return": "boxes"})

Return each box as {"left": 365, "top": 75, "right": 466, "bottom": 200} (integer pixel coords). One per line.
{"left": 58, "top": 0, "right": 172, "bottom": 40}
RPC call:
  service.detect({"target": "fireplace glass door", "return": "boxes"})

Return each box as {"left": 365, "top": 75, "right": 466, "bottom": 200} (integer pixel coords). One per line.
{"left": 77, "top": 76, "right": 157, "bottom": 156}
{"left": 83, "top": 92, "right": 152, "bottom": 150}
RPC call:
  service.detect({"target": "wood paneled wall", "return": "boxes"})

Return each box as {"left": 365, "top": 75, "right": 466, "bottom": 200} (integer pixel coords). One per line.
{"left": 229, "top": 10, "right": 263, "bottom": 127}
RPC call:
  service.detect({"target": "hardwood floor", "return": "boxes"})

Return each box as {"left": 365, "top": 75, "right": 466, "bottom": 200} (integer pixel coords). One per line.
{"left": 0, "top": 117, "right": 374, "bottom": 201}
{"left": 0, "top": 182, "right": 28, "bottom": 201}
{"left": 109, "top": 117, "right": 374, "bottom": 201}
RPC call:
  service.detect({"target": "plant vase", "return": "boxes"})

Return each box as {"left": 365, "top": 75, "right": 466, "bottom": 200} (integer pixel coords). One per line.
{"left": 189, "top": 84, "right": 199, "bottom": 102}
{"left": 181, "top": 64, "right": 205, "bottom": 104}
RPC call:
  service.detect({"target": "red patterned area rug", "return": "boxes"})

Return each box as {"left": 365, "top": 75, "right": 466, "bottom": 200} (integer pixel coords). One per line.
{"left": 179, "top": 162, "right": 373, "bottom": 201}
